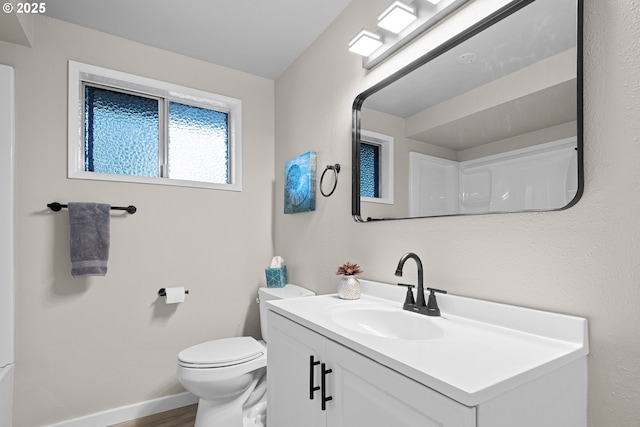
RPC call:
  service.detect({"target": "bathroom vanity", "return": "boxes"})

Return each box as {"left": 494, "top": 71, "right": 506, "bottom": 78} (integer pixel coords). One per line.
{"left": 266, "top": 280, "right": 588, "bottom": 427}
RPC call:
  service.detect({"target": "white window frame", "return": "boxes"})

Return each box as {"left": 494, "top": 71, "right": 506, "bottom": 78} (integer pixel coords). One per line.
{"left": 361, "top": 129, "right": 394, "bottom": 205}
{"left": 68, "top": 60, "right": 242, "bottom": 191}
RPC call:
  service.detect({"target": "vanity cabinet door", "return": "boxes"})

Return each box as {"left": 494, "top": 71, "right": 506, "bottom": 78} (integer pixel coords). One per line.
{"left": 267, "top": 311, "right": 327, "bottom": 427}
{"left": 268, "top": 311, "right": 476, "bottom": 427}
{"left": 326, "top": 340, "right": 476, "bottom": 427}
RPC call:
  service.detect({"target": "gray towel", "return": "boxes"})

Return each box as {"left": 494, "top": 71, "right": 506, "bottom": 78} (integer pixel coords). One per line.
{"left": 68, "top": 202, "right": 110, "bottom": 277}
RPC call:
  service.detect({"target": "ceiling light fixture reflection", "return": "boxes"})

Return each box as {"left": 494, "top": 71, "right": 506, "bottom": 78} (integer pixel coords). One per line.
{"left": 378, "top": 1, "right": 417, "bottom": 34}
{"left": 348, "top": 29, "right": 383, "bottom": 56}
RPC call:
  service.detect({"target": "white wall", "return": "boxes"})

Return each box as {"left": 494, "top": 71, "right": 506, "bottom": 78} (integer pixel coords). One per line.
{"left": 0, "top": 15, "right": 275, "bottom": 427}
{"left": 275, "top": 1, "right": 640, "bottom": 426}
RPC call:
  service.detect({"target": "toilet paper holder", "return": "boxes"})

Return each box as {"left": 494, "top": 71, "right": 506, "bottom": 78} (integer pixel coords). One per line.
{"left": 158, "top": 288, "right": 190, "bottom": 297}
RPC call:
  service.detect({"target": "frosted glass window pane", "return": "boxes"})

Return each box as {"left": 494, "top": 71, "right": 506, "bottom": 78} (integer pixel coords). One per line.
{"left": 84, "top": 86, "right": 159, "bottom": 176}
{"left": 360, "top": 143, "right": 380, "bottom": 198}
{"left": 168, "top": 102, "right": 229, "bottom": 184}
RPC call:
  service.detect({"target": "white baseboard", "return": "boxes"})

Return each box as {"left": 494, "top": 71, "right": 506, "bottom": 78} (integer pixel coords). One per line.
{"left": 45, "top": 392, "right": 199, "bottom": 427}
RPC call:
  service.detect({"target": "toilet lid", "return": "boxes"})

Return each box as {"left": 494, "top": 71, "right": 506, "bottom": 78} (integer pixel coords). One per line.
{"left": 178, "top": 337, "right": 264, "bottom": 368}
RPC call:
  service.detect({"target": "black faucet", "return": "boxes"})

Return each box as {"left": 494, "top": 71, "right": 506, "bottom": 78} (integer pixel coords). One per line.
{"left": 395, "top": 252, "right": 426, "bottom": 310}
{"left": 395, "top": 252, "right": 446, "bottom": 316}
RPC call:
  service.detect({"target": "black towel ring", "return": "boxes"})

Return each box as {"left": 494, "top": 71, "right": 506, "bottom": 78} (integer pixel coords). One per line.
{"left": 320, "top": 164, "right": 341, "bottom": 197}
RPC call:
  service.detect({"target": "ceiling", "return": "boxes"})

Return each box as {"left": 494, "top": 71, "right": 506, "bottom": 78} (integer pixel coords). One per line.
{"left": 362, "top": 0, "right": 578, "bottom": 151}
{"left": 42, "top": 0, "right": 352, "bottom": 80}
{"left": 365, "top": 0, "right": 576, "bottom": 118}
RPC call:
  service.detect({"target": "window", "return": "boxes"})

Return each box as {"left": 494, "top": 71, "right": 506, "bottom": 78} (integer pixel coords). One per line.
{"left": 69, "top": 61, "right": 242, "bottom": 190}
{"left": 360, "top": 130, "right": 393, "bottom": 204}
{"left": 360, "top": 142, "right": 380, "bottom": 198}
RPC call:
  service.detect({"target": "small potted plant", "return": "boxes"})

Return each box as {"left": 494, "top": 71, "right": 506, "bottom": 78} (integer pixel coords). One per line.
{"left": 336, "top": 261, "right": 363, "bottom": 300}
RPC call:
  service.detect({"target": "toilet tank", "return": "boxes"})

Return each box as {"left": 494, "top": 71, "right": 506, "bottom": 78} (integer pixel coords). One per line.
{"left": 258, "top": 285, "right": 314, "bottom": 342}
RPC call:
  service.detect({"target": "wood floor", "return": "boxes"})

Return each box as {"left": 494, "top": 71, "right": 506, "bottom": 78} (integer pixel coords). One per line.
{"left": 108, "top": 404, "right": 197, "bottom": 427}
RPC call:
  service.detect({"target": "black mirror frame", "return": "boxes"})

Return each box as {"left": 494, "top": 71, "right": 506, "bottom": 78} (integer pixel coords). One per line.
{"left": 352, "top": 0, "right": 583, "bottom": 222}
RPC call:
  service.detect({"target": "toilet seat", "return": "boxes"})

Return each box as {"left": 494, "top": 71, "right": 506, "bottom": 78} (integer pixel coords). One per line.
{"left": 178, "top": 337, "right": 264, "bottom": 369}
{"left": 176, "top": 286, "right": 314, "bottom": 426}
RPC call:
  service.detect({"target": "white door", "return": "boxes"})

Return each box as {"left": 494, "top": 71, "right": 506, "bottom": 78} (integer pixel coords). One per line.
{"left": 326, "top": 340, "right": 476, "bottom": 427}
{"left": 409, "top": 152, "right": 459, "bottom": 217}
{"left": 0, "top": 64, "right": 15, "bottom": 427}
{"left": 267, "top": 312, "right": 327, "bottom": 427}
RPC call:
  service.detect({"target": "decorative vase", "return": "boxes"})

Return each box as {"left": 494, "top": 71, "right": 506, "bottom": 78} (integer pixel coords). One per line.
{"left": 338, "top": 275, "right": 361, "bottom": 300}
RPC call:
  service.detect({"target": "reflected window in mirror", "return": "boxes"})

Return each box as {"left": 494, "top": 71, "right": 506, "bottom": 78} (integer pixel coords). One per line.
{"left": 360, "top": 142, "right": 380, "bottom": 198}
{"left": 360, "top": 130, "right": 394, "bottom": 205}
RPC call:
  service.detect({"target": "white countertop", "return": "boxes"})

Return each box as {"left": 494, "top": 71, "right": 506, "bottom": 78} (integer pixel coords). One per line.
{"left": 266, "top": 280, "right": 588, "bottom": 406}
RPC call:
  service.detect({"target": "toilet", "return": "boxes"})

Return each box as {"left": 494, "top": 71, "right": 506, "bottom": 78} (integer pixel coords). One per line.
{"left": 177, "top": 284, "right": 315, "bottom": 427}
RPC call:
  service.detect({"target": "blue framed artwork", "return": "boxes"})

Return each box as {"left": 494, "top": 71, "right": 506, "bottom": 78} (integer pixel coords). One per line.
{"left": 284, "top": 151, "right": 316, "bottom": 214}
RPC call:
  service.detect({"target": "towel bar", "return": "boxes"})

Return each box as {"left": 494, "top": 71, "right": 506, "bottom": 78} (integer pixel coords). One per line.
{"left": 47, "top": 202, "right": 137, "bottom": 214}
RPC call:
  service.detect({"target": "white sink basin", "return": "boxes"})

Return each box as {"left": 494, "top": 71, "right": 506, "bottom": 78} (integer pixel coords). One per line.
{"left": 267, "top": 280, "right": 589, "bottom": 406}
{"left": 328, "top": 305, "right": 445, "bottom": 340}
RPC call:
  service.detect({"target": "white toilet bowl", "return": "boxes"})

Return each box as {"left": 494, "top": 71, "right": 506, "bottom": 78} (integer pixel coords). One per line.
{"left": 176, "top": 285, "right": 314, "bottom": 427}
{"left": 178, "top": 337, "right": 267, "bottom": 427}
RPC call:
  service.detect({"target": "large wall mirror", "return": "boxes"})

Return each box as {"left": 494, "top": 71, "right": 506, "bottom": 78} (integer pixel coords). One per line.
{"left": 352, "top": 0, "right": 583, "bottom": 222}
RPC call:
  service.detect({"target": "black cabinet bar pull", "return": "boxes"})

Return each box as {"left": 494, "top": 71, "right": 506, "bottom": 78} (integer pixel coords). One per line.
{"left": 321, "top": 362, "right": 333, "bottom": 411}
{"left": 309, "top": 355, "right": 321, "bottom": 400}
